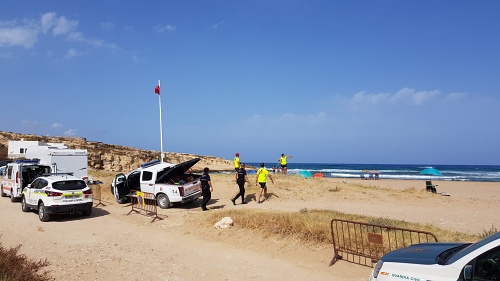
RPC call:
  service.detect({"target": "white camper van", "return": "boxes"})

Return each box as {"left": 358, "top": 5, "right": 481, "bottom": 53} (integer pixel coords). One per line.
{"left": 8, "top": 140, "right": 88, "bottom": 180}
{"left": 25, "top": 146, "right": 88, "bottom": 180}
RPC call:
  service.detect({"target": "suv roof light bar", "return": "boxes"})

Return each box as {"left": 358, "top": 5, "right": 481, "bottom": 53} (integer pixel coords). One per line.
{"left": 42, "top": 172, "right": 75, "bottom": 176}
{"left": 15, "top": 159, "right": 40, "bottom": 164}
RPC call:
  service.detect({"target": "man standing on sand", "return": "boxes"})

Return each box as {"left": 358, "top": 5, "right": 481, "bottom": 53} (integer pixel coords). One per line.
{"left": 200, "top": 167, "right": 213, "bottom": 211}
{"left": 231, "top": 163, "right": 249, "bottom": 205}
{"left": 278, "top": 153, "right": 293, "bottom": 175}
{"left": 233, "top": 152, "right": 240, "bottom": 171}
{"left": 255, "top": 163, "right": 274, "bottom": 204}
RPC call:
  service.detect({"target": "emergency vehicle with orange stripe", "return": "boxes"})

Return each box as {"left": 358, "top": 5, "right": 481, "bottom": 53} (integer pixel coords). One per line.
{"left": 1, "top": 159, "right": 51, "bottom": 202}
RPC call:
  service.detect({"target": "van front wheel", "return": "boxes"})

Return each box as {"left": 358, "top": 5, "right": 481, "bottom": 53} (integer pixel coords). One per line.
{"left": 21, "top": 196, "right": 30, "bottom": 212}
{"left": 0, "top": 185, "right": 6, "bottom": 197}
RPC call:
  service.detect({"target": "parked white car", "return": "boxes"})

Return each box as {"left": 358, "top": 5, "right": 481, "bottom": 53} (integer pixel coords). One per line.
{"left": 369, "top": 232, "right": 500, "bottom": 281}
{"left": 111, "top": 158, "right": 202, "bottom": 209}
{"left": 21, "top": 174, "right": 93, "bottom": 222}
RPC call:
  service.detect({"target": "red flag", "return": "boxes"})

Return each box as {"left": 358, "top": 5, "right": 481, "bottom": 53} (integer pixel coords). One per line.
{"left": 154, "top": 85, "right": 160, "bottom": 95}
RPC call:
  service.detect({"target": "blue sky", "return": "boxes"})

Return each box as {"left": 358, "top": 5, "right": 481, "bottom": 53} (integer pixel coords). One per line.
{"left": 1, "top": 1, "right": 499, "bottom": 165}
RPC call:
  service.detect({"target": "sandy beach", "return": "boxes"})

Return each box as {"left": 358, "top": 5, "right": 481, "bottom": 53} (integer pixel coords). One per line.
{"left": 0, "top": 172, "right": 498, "bottom": 281}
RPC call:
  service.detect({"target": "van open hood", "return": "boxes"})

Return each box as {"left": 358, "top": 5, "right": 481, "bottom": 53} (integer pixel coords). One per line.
{"left": 155, "top": 158, "right": 201, "bottom": 184}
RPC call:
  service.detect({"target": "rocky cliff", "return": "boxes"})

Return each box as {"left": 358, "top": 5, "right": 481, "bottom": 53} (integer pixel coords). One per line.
{"left": 0, "top": 131, "right": 233, "bottom": 172}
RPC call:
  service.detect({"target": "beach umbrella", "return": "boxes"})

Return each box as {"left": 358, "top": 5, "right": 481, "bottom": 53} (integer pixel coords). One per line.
{"left": 420, "top": 167, "right": 442, "bottom": 180}
{"left": 298, "top": 170, "right": 312, "bottom": 179}
{"left": 419, "top": 168, "right": 442, "bottom": 177}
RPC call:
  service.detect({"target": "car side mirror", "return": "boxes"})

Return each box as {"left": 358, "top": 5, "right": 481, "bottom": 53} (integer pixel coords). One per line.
{"left": 463, "top": 265, "right": 473, "bottom": 281}
{"left": 27, "top": 184, "right": 31, "bottom": 188}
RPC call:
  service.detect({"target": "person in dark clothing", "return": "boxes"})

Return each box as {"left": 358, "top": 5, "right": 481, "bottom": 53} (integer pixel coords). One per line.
{"left": 200, "top": 167, "right": 213, "bottom": 211}
{"left": 231, "top": 163, "right": 249, "bottom": 205}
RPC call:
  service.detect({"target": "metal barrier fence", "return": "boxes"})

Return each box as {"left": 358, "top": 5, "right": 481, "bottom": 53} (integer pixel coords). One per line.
{"left": 330, "top": 219, "right": 438, "bottom": 267}
{"left": 89, "top": 183, "right": 105, "bottom": 207}
{"left": 127, "top": 191, "right": 162, "bottom": 223}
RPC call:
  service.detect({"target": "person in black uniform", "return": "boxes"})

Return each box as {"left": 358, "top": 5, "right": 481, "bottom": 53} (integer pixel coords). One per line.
{"left": 231, "top": 163, "right": 249, "bottom": 205}
{"left": 200, "top": 167, "right": 213, "bottom": 211}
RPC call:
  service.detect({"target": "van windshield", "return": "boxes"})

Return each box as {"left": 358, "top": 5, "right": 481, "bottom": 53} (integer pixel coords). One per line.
{"left": 52, "top": 180, "right": 87, "bottom": 191}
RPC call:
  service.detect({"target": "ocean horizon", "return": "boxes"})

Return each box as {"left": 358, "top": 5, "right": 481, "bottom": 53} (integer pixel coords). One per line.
{"left": 244, "top": 163, "right": 500, "bottom": 182}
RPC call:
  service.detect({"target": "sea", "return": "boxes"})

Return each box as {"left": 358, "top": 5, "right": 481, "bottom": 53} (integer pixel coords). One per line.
{"left": 245, "top": 163, "right": 500, "bottom": 182}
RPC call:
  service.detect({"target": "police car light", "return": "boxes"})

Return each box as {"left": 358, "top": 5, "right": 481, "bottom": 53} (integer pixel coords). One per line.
{"left": 15, "top": 159, "right": 40, "bottom": 164}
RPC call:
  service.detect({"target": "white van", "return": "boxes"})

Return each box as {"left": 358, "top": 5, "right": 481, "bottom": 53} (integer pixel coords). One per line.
{"left": 1, "top": 159, "right": 51, "bottom": 202}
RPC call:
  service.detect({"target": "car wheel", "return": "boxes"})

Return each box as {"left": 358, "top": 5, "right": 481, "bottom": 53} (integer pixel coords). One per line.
{"left": 82, "top": 207, "right": 92, "bottom": 217}
{"left": 0, "top": 185, "right": 6, "bottom": 197}
{"left": 21, "top": 196, "right": 30, "bottom": 212}
{"left": 157, "top": 193, "right": 171, "bottom": 209}
{"left": 10, "top": 194, "right": 17, "bottom": 202}
{"left": 38, "top": 202, "right": 50, "bottom": 222}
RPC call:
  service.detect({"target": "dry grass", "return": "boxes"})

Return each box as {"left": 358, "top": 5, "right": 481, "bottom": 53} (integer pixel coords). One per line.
{"left": 199, "top": 208, "right": 485, "bottom": 246}
{"left": 0, "top": 238, "right": 53, "bottom": 281}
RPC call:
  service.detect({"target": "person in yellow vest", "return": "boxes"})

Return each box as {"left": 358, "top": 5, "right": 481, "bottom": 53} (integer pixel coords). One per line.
{"left": 255, "top": 163, "right": 274, "bottom": 204}
{"left": 233, "top": 152, "right": 240, "bottom": 171}
{"left": 278, "top": 153, "right": 293, "bottom": 175}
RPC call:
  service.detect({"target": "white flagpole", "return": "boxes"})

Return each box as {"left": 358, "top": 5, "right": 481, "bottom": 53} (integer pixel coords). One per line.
{"left": 158, "top": 80, "right": 164, "bottom": 163}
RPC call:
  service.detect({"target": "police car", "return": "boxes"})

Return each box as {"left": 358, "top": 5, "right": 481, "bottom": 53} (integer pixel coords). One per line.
{"left": 369, "top": 232, "right": 500, "bottom": 281}
{"left": 21, "top": 174, "right": 93, "bottom": 222}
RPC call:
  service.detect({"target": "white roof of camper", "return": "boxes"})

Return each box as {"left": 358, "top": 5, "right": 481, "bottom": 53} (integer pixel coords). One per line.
{"left": 26, "top": 146, "right": 87, "bottom": 155}
{"left": 8, "top": 140, "right": 67, "bottom": 148}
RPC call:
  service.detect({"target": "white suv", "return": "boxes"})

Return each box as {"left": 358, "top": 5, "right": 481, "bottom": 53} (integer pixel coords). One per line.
{"left": 369, "top": 232, "right": 500, "bottom": 281}
{"left": 21, "top": 175, "right": 93, "bottom": 222}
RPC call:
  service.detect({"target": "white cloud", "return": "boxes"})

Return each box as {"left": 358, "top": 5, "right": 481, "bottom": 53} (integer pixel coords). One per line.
{"left": 63, "top": 48, "right": 83, "bottom": 59}
{"left": 444, "top": 92, "right": 467, "bottom": 102}
{"left": 350, "top": 87, "right": 442, "bottom": 106}
{"left": 211, "top": 20, "right": 226, "bottom": 29}
{"left": 0, "top": 23, "right": 39, "bottom": 48}
{"left": 154, "top": 24, "right": 176, "bottom": 33}
{"left": 67, "top": 32, "right": 116, "bottom": 49}
{"left": 53, "top": 16, "right": 78, "bottom": 36}
{"left": 391, "top": 87, "right": 440, "bottom": 105}
{"left": 352, "top": 91, "right": 390, "bottom": 105}
{"left": 100, "top": 21, "right": 115, "bottom": 30}
{"left": 0, "top": 12, "right": 114, "bottom": 51}
{"left": 40, "top": 12, "right": 78, "bottom": 36}
{"left": 51, "top": 122, "right": 63, "bottom": 129}
{"left": 40, "top": 12, "right": 56, "bottom": 33}
{"left": 279, "top": 112, "right": 326, "bottom": 123}
{"left": 64, "top": 129, "right": 78, "bottom": 136}
{"left": 124, "top": 26, "right": 134, "bottom": 33}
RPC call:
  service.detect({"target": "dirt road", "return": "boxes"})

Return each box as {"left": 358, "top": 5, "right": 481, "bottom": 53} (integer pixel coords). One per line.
{"left": 2, "top": 174, "right": 498, "bottom": 281}
{"left": 0, "top": 188, "right": 371, "bottom": 281}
